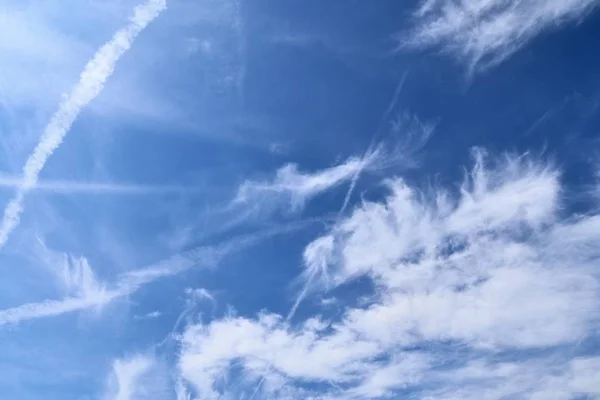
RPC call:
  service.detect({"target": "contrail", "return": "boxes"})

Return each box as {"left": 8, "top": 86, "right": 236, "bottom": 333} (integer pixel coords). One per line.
{"left": 285, "top": 72, "right": 411, "bottom": 323}
{"left": 285, "top": 269, "right": 316, "bottom": 323}
{"left": 0, "top": 220, "right": 317, "bottom": 327}
{"left": 338, "top": 71, "right": 408, "bottom": 217}
{"left": 0, "top": 177, "right": 196, "bottom": 195}
{"left": 0, "top": 0, "right": 167, "bottom": 249}
{"left": 248, "top": 75, "right": 410, "bottom": 397}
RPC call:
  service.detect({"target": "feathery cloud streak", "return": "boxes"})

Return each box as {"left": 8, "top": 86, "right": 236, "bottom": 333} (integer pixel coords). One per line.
{"left": 0, "top": 176, "right": 196, "bottom": 195}
{"left": 233, "top": 156, "right": 374, "bottom": 212}
{"left": 233, "top": 138, "right": 424, "bottom": 215}
{"left": 106, "top": 355, "right": 155, "bottom": 400}
{"left": 406, "top": 0, "right": 599, "bottom": 71}
{"left": 0, "top": 0, "right": 167, "bottom": 248}
{"left": 0, "top": 221, "right": 314, "bottom": 326}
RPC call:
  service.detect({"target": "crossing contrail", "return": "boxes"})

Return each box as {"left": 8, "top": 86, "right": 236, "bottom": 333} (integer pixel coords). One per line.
{"left": 0, "top": 0, "right": 167, "bottom": 248}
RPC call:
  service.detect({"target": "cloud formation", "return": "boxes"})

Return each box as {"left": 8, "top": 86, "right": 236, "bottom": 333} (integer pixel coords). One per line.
{"left": 406, "top": 0, "right": 599, "bottom": 71}
{"left": 105, "top": 355, "right": 158, "bottom": 400}
{"left": 233, "top": 132, "right": 430, "bottom": 216}
{"left": 0, "top": 221, "right": 312, "bottom": 326}
{"left": 0, "top": 176, "right": 196, "bottom": 195}
{"left": 233, "top": 155, "right": 375, "bottom": 213}
{"left": 176, "top": 148, "right": 600, "bottom": 399}
{"left": 0, "top": 0, "right": 167, "bottom": 249}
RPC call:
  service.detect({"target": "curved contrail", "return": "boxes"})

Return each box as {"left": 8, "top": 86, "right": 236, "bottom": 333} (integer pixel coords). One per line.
{"left": 0, "top": 0, "right": 167, "bottom": 248}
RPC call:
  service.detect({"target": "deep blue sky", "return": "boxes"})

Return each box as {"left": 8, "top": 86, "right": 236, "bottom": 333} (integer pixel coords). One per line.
{"left": 1, "top": 0, "right": 600, "bottom": 399}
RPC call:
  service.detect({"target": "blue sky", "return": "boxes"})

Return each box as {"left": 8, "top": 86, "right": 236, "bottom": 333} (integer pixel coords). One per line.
{"left": 1, "top": 0, "right": 600, "bottom": 398}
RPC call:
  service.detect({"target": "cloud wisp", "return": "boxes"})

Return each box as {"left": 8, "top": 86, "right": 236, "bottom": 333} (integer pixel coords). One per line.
{"left": 104, "top": 355, "right": 163, "bottom": 400}
{"left": 405, "top": 0, "right": 600, "bottom": 71}
{"left": 0, "top": 0, "right": 167, "bottom": 249}
{"left": 176, "top": 148, "right": 600, "bottom": 399}
{"left": 0, "top": 176, "right": 199, "bottom": 195}
{"left": 233, "top": 124, "right": 432, "bottom": 219}
{"left": 233, "top": 155, "right": 376, "bottom": 213}
{"left": 0, "top": 220, "right": 314, "bottom": 327}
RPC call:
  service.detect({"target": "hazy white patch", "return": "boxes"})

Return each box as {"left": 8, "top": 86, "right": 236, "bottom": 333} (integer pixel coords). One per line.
{"left": 0, "top": 4, "right": 90, "bottom": 111}
{"left": 134, "top": 311, "right": 162, "bottom": 320}
{"left": 177, "top": 0, "right": 246, "bottom": 100}
{"left": 111, "top": 356, "right": 153, "bottom": 400}
{"left": 176, "top": 149, "right": 600, "bottom": 399}
{"left": 303, "top": 235, "right": 336, "bottom": 286}
{"left": 175, "top": 379, "right": 192, "bottom": 400}
{"left": 186, "top": 37, "right": 214, "bottom": 55}
{"left": 319, "top": 296, "right": 339, "bottom": 307}
{"left": 185, "top": 287, "right": 216, "bottom": 303}
{"left": 269, "top": 142, "right": 289, "bottom": 155}
{"left": 423, "top": 356, "right": 600, "bottom": 399}
{"left": 406, "top": 0, "right": 600, "bottom": 71}
{"left": 103, "top": 354, "right": 170, "bottom": 400}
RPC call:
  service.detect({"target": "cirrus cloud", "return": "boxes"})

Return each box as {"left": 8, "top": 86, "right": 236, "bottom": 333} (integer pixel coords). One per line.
{"left": 405, "top": 0, "right": 600, "bottom": 71}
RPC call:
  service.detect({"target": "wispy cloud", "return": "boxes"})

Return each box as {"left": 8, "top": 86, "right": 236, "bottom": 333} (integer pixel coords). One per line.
{"left": 105, "top": 355, "right": 155, "bottom": 400}
{"left": 0, "top": 221, "right": 314, "bottom": 327}
{"left": 176, "top": 148, "right": 600, "bottom": 399}
{"left": 287, "top": 106, "right": 435, "bottom": 322}
{"left": 0, "top": 176, "right": 198, "bottom": 195}
{"left": 405, "top": 0, "right": 599, "bottom": 71}
{"left": 233, "top": 155, "right": 375, "bottom": 213}
{"left": 231, "top": 142, "right": 420, "bottom": 218}
{"left": 244, "top": 114, "right": 433, "bottom": 217}
{"left": 185, "top": 287, "right": 216, "bottom": 304}
{"left": 134, "top": 311, "right": 162, "bottom": 320}
{"left": 0, "top": 0, "right": 167, "bottom": 249}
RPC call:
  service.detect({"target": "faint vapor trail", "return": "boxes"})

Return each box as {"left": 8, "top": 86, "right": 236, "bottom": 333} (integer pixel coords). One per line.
{"left": 0, "top": 0, "right": 167, "bottom": 248}
{"left": 0, "top": 177, "right": 197, "bottom": 195}
{"left": 286, "top": 72, "right": 411, "bottom": 323}
{"left": 338, "top": 71, "right": 408, "bottom": 217}
{"left": 0, "top": 220, "right": 317, "bottom": 327}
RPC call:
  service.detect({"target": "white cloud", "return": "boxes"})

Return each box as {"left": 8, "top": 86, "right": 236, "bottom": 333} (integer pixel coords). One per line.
{"left": 134, "top": 311, "right": 162, "bottom": 320}
{"left": 176, "top": 148, "right": 600, "bottom": 399}
{"left": 0, "top": 222, "right": 310, "bottom": 326}
{"left": 185, "top": 287, "right": 216, "bottom": 304}
{"left": 0, "top": 245, "right": 214, "bottom": 326}
{"left": 60, "top": 255, "right": 106, "bottom": 299}
{"left": 0, "top": 0, "right": 167, "bottom": 249}
{"left": 232, "top": 140, "right": 417, "bottom": 215}
{"left": 406, "top": 0, "right": 600, "bottom": 71}
{"left": 423, "top": 356, "right": 600, "bottom": 399}
{"left": 233, "top": 156, "right": 374, "bottom": 212}
{"left": 106, "top": 355, "right": 158, "bottom": 400}
{"left": 0, "top": 175, "right": 196, "bottom": 195}
{"left": 0, "top": 291, "right": 120, "bottom": 326}
{"left": 175, "top": 379, "right": 192, "bottom": 400}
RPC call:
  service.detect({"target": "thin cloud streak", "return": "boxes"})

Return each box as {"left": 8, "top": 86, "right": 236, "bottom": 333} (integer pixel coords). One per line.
{"left": 405, "top": 0, "right": 600, "bottom": 71}
{"left": 0, "top": 176, "right": 199, "bottom": 195}
{"left": 108, "top": 355, "right": 154, "bottom": 400}
{"left": 339, "top": 71, "right": 409, "bottom": 217}
{"left": 233, "top": 156, "right": 373, "bottom": 212}
{"left": 0, "top": 0, "right": 167, "bottom": 248}
{"left": 0, "top": 220, "right": 316, "bottom": 327}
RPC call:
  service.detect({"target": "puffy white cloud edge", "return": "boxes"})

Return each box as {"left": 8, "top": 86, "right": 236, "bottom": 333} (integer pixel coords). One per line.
{"left": 177, "top": 148, "right": 600, "bottom": 399}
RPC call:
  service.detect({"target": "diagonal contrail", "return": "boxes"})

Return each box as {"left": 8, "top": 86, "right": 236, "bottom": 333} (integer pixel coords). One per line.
{"left": 0, "top": 0, "right": 167, "bottom": 249}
